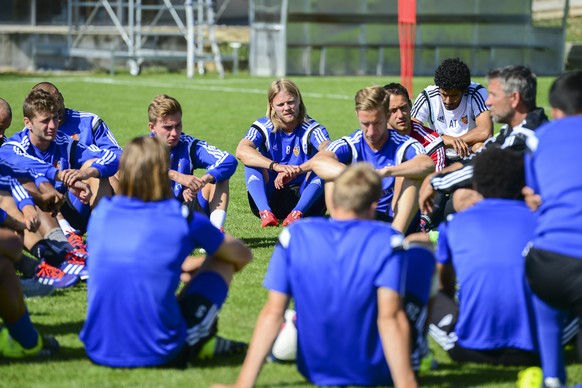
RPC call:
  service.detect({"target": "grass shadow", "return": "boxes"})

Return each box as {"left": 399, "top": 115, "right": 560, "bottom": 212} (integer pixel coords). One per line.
{"left": 242, "top": 237, "right": 279, "bottom": 249}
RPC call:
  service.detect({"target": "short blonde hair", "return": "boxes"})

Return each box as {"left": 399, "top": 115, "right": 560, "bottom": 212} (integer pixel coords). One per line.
{"left": 266, "top": 79, "right": 307, "bottom": 130}
{"left": 354, "top": 85, "right": 389, "bottom": 115}
{"left": 148, "top": 94, "right": 182, "bottom": 124}
{"left": 333, "top": 163, "right": 382, "bottom": 214}
{"left": 118, "top": 137, "right": 173, "bottom": 202}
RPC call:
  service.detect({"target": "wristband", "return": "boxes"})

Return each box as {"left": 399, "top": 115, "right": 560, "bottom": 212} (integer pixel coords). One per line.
{"left": 269, "top": 161, "right": 278, "bottom": 171}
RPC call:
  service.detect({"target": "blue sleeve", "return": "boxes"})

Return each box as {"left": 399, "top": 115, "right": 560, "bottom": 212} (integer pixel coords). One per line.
{"left": 188, "top": 212, "right": 224, "bottom": 255}
{"left": 93, "top": 119, "right": 123, "bottom": 160}
{"left": 75, "top": 143, "right": 119, "bottom": 178}
{"left": 326, "top": 139, "right": 352, "bottom": 164}
{"left": 436, "top": 222, "right": 452, "bottom": 265}
{"left": 309, "top": 125, "right": 331, "bottom": 150}
{"left": 524, "top": 151, "right": 539, "bottom": 194}
{"left": 192, "top": 140, "right": 238, "bottom": 182}
{"left": 243, "top": 125, "right": 266, "bottom": 149}
{"left": 0, "top": 143, "right": 59, "bottom": 182}
{"left": 375, "top": 248, "right": 405, "bottom": 294}
{"left": 403, "top": 141, "right": 426, "bottom": 161}
{"left": 263, "top": 227, "right": 291, "bottom": 295}
{"left": 10, "top": 179, "right": 34, "bottom": 211}
{"left": 0, "top": 208, "right": 7, "bottom": 224}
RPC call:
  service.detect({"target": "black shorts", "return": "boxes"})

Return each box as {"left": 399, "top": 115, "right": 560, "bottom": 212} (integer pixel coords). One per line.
{"left": 526, "top": 246, "right": 582, "bottom": 316}
{"left": 247, "top": 183, "right": 326, "bottom": 220}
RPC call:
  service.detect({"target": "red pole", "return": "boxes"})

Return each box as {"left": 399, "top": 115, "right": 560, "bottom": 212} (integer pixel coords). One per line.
{"left": 398, "top": 0, "right": 417, "bottom": 96}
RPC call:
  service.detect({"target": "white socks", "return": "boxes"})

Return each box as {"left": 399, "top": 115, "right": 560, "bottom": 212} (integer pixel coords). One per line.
{"left": 209, "top": 209, "right": 226, "bottom": 230}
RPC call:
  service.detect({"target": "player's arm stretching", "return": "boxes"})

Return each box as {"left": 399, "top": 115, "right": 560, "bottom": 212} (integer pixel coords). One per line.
{"left": 378, "top": 142, "right": 435, "bottom": 180}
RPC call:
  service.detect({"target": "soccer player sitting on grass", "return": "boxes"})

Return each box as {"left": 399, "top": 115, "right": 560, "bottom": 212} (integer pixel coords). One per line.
{"left": 31, "top": 81, "right": 123, "bottom": 256}
{"left": 214, "top": 163, "right": 418, "bottom": 388}
{"left": 428, "top": 147, "right": 574, "bottom": 372}
{"left": 148, "top": 94, "right": 237, "bottom": 231}
{"left": 0, "top": 89, "right": 119, "bottom": 287}
{"left": 411, "top": 57, "right": 492, "bottom": 163}
{"left": 80, "top": 136, "right": 252, "bottom": 367}
{"left": 311, "top": 85, "right": 435, "bottom": 234}
{"left": 0, "top": 226, "right": 59, "bottom": 358}
{"left": 236, "top": 79, "right": 330, "bottom": 228}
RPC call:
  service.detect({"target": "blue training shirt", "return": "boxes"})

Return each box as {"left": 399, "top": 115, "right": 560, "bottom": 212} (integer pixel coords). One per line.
{"left": 80, "top": 196, "right": 224, "bottom": 367}
{"left": 59, "top": 108, "right": 123, "bottom": 160}
{"left": 165, "top": 133, "right": 237, "bottom": 200}
{"left": 326, "top": 130, "right": 425, "bottom": 214}
{"left": 437, "top": 199, "right": 538, "bottom": 351}
{"left": 243, "top": 116, "right": 330, "bottom": 185}
{"left": 0, "top": 129, "right": 119, "bottom": 191}
{"left": 264, "top": 217, "right": 405, "bottom": 386}
{"left": 525, "top": 116, "right": 582, "bottom": 259}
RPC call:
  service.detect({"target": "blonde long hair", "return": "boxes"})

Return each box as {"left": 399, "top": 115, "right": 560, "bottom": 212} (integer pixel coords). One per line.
{"left": 266, "top": 79, "right": 307, "bottom": 130}
{"left": 118, "top": 137, "right": 173, "bottom": 201}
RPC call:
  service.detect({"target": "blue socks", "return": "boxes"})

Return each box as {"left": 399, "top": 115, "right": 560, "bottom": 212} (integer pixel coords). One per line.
{"left": 245, "top": 166, "right": 271, "bottom": 211}
{"left": 294, "top": 175, "right": 324, "bottom": 213}
{"left": 6, "top": 310, "right": 39, "bottom": 349}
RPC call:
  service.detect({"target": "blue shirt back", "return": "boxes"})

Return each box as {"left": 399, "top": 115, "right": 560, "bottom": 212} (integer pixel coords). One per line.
{"left": 437, "top": 199, "right": 538, "bottom": 351}
{"left": 264, "top": 218, "right": 405, "bottom": 386}
{"left": 525, "top": 116, "right": 582, "bottom": 258}
{"left": 80, "top": 196, "right": 224, "bottom": 367}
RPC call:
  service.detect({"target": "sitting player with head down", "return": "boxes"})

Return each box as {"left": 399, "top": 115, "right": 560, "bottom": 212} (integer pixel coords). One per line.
{"left": 429, "top": 146, "right": 573, "bottom": 383}
{"left": 215, "top": 163, "right": 419, "bottom": 388}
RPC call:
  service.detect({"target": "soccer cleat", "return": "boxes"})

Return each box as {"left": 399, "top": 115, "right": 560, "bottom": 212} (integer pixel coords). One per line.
{"left": 0, "top": 327, "right": 60, "bottom": 358}
{"left": 66, "top": 232, "right": 88, "bottom": 260}
{"left": 63, "top": 251, "right": 88, "bottom": 280}
{"left": 20, "top": 279, "right": 55, "bottom": 298}
{"left": 282, "top": 210, "right": 303, "bottom": 227}
{"left": 516, "top": 366, "right": 543, "bottom": 388}
{"left": 196, "top": 336, "right": 248, "bottom": 360}
{"left": 259, "top": 210, "right": 278, "bottom": 228}
{"left": 34, "top": 261, "right": 79, "bottom": 289}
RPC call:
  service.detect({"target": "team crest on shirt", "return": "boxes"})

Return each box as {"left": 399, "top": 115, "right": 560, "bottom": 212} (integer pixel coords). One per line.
{"left": 71, "top": 133, "right": 80, "bottom": 141}
{"left": 54, "top": 161, "right": 60, "bottom": 169}
{"left": 293, "top": 145, "right": 300, "bottom": 157}
{"left": 461, "top": 115, "right": 468, "bottom": 125}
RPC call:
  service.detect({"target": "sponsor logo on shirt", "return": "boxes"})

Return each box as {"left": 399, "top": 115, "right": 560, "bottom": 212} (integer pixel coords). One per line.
{"left": 437, "top": 115, "right": 445, "bottom": 123}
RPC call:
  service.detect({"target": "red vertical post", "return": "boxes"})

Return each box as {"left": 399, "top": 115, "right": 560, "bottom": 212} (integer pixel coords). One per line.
{"left": 398, "top": 0, "right": 417, "bottom": 96}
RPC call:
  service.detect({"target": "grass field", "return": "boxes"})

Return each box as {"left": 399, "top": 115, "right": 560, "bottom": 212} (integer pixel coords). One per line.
{"left": 0, "top": 71, "right": 579, "bottom": 388}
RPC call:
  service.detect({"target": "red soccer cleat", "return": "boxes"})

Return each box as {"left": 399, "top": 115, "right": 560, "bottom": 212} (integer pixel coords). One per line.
{"left": 282, "top": 210, "right": 303, "bottom": 227}
{"left": 259, "top": 210, "right": 279, "bottom": 228}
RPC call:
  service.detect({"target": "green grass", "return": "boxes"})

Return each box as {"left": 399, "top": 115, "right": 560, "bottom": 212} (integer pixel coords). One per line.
{"left": 0, "top": 71, "right": 579, "bottom": 387}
